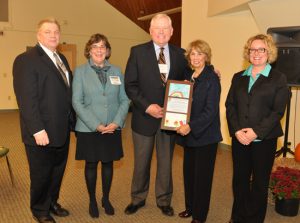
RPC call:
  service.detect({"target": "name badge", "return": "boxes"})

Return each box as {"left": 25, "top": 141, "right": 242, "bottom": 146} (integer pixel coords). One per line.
{"left": 109, "top": 76, "right": 121, "bottom": 85}
{"left": 159, "top": 64, "right": 168, "bottom": 73}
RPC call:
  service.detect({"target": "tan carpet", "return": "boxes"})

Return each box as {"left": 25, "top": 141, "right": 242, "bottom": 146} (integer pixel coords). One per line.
{"left": 0, "top": 111, "right": 298, "bottom": 223}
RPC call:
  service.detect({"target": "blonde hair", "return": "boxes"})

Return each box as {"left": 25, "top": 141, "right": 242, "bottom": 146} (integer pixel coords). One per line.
{"left": 185, "top": 39, "right": 212, "bottom": 68}
{"left": 243, "top": 34, "right": 278, "bottom": 63}
{"left": 37, "top": 17, "right": 61, "bottom": 31}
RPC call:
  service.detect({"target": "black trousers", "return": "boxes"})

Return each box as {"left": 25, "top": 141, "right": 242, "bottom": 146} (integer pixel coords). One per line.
{"left": 183, "top": 143, "right": 218, "bottom": 222}
{"left": 25, "top": 134, "right": 70, "bottom": 217}
{"left": 231, "top": 137, "right": 277, "bottom": 223}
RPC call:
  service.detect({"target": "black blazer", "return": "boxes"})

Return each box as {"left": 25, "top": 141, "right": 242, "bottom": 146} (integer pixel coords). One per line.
{"left": 13, "top": 44, "right": 75, "bottom": 146}
{"left": 125, "top": 41, "right": 187, "bottom": 136}
{"left": 225, "top": 68, "right": 288, "bottom": 140}
{"left": 177, "top": 65, "right": 222, "bottom": 147}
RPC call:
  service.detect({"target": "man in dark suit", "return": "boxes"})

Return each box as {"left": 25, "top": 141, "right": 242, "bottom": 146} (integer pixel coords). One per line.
{"left": 124, "top": 13, "right": 187, "bottom": 216}
{"left": 13, "top": 18, "right": 75, "bottom": 223}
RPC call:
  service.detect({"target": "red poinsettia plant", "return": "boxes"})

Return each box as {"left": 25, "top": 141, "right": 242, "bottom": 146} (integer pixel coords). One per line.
{"left": 269, "top": 166, "right": 300, "bottom": 200}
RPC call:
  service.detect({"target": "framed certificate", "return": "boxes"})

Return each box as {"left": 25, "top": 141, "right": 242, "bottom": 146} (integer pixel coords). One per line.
{"left": 161, "top": 80, "right": 193, "bottom": 130}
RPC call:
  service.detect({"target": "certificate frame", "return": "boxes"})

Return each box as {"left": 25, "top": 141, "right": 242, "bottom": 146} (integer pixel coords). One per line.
{"left": 161, "top": 80, "right": 193, "bottom": 130}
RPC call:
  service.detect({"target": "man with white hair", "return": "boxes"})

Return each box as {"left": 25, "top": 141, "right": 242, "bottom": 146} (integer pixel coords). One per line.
{"left": 124, "top": 13, "right": 187, "bottom": 216}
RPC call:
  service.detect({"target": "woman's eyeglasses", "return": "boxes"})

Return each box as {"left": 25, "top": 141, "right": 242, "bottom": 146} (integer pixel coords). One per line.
{"left": 249, "top": 48, "right": 267, "bottom": 54}
{"left": 91, "top": 44, "right": 106, "bottom": 50}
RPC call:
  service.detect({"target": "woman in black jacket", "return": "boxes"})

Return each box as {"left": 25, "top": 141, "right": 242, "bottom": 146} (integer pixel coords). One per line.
{"left": 176, "top": 39, "right": 222, "bottom": 223}
{"left": 226, "top": 34, "right": 288, "bottom": 223}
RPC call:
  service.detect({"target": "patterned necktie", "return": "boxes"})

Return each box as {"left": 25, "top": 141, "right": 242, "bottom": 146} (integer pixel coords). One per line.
{"left": 53, "top": 53, "right": 69, "bottom": 87}
{"left": 158, "top": 47, "right": 167, "bottom": 86}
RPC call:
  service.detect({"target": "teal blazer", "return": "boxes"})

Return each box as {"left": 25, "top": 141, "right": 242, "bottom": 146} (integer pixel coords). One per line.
{"left": 72, "top": 60, "right": 130, "bottom": 132}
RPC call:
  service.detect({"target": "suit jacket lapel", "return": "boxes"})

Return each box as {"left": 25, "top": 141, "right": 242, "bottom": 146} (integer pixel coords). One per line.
{"left": 168, "top": 45, "right": 175, "bottom": 79}
{"left": 238, "top": 75, "right": 250, "bottom": 97}
{"left": 146, "top": 42, "right": 162, "bottom": 81}
{"left": 59, "top": 52, "right": 73, "bottom": 83}
{"left": 85, "top": 64, "right": 106, "bottom": 94}
{"left": 250, "top": 75, "right": 267, "bottom": 93}
{"left": 36, "top": 44, "right": 69, "bottom": 89}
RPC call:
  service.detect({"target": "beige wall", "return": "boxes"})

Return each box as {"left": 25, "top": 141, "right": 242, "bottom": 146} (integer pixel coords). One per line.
{"left": 182, "top": 0, "right": 300, "bottom": 152}
{"left": 1, "top": 0, "right": 299, "bottom": 152}
{"left": 208, "top": 0, "right": 252, "bottom": 16}
{"left": 0, "top": 0, "right": 149, "bottom": 109}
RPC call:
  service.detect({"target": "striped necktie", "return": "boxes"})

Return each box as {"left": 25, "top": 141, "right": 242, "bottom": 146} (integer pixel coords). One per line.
{"left": 158, "top": 47, "right": 167, "bottom": 86}
{"left": 53, "top": 52, "right": 69, "bottom": 87}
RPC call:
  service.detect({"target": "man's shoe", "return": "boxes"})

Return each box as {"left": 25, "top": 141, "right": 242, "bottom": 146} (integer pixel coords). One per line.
{"left": 33, "top": 215, "right": 56, "bottom": 223}
{"left": 178, "top": 209, "right": 192, "bottom": 218}
{"left": 124, "top": 201, "right": 146, "bottom": 215}
{"left": 50, "top": 203, "right": 69, "bottom": 217}
{"left": 157, "top": 205, "right": 174, "bottom": 216}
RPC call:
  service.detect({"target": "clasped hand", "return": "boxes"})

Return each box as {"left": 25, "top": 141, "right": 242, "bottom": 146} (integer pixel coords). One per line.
{"left": 235, "top": 128, "right": 257, "bottom": 145}
{"left": 146, "top": 104, "right": 163, "bottom": 119}
{"left": 176, "top": 124, "right": 191, "bottom": 136}
{"left": 97, "top": 123, "right": 118, "bottom": 134}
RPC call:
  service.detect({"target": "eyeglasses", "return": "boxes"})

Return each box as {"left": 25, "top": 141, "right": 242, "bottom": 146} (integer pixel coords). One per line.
{"left": 249, "top": 48, "right": 267, "bottom": 54}
{"left": 91, "top": 44, "right": 106, "bottom": 50}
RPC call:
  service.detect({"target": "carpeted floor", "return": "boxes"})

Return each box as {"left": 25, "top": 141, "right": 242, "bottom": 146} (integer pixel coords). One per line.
{"left": 0, "top": 111, "right": 299, "bottom": 223}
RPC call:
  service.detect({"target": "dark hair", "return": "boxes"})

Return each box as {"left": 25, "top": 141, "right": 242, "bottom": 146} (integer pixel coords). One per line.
{"left": 84, "top": 33, "right": 111, "bottom": 59}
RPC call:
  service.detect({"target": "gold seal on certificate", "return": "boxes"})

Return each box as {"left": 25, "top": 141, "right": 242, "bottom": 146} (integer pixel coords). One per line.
{"left": 161, "top": 80, "right": 193, "bottom": 130}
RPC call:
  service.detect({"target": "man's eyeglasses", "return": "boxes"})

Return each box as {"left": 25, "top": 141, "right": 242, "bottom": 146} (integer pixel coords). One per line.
{"left": 249, "top": 48, "right": 267, "bottom": 54}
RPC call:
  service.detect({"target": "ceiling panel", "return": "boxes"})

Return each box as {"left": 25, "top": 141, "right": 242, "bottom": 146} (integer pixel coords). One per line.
{"left": 105, "top": 0, "right": 182, "bottom": 46}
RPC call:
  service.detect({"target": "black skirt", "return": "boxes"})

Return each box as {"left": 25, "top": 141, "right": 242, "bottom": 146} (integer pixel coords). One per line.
{"left": 75, "top": 130, "right": 123, "bottom": 162}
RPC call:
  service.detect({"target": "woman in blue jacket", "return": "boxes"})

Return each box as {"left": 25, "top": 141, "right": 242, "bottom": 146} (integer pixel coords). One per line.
{"left": 176, "top": 39, "right": 222, "bottom": 223}
{"left": 72, "top": 34, "right": 130, "bottom": 218}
